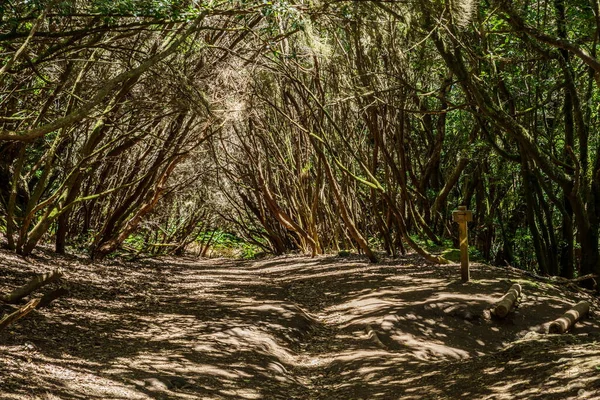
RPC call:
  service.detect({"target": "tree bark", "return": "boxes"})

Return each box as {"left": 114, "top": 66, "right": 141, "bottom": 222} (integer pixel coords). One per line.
{"left": 549, "top": 301, "right": 590, "bottom": 333}
{"left": 0, "top": 298, "right": 41, "bottom": 331}
{"left": 257, "top": 169, "right": 318, "bottom": 256}
{"left": 1, "top": 270, "right": 63, "bottom": 304}
{"left": 312, "top": 138, "right": 378, "bottom": 263}
{"left": 92, "top": 155, "right": 184, "bottom": 260}
{"left": 493, "top": 283, "right": 522, "bottom": 318}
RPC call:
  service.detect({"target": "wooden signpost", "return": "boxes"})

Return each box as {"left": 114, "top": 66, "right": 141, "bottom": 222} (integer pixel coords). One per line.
{"left": 452, "top": 206, "right": 473, "bottom": 282}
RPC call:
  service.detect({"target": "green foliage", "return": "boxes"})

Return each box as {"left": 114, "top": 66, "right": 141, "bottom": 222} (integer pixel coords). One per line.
{"left": 198, "top": 230, "right": 262, "bottom": 259}
{"left": 337, "top": 250, "right": 352, "bottom": 257}
{"left": 410, "top": 235, "right": 454, "bottom": 253}
{"left": 442, "top": 248, "right": 461, "bottom": 262}
{"left": 439, "top": 246, "right": 484, "bottom": 262}
{"left": 199, "top": 230, "right": 241, "bottom": 247}
{"left": 240, "top": 242, "right": 263, "bottom": 259}
{"left": 124, "top": 233, "right": 146, "bottom": 250}
{"left": 511, "top": 228, "right": 538, "bottom": 272}
{"left": 90, "top": 0, "right": 199, "bottom": 19}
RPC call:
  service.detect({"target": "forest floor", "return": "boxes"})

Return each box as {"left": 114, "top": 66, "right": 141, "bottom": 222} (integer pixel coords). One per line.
{"left": 1, "top": 249, "right": 600, "bottom": 400}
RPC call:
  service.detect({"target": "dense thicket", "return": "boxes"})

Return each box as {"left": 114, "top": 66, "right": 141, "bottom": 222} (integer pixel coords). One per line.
{"left": 1, "top": 0, "right": 599, "bottom": 284}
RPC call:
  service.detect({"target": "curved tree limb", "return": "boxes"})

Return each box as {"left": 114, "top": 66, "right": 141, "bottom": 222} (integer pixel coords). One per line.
{"left": 0, "top": 16, "right": 205, "bottom": 142}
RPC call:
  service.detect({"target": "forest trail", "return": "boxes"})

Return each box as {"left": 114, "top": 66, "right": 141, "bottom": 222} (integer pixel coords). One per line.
{"left": 1, "top": 250, "right": 600, "bottom": 400}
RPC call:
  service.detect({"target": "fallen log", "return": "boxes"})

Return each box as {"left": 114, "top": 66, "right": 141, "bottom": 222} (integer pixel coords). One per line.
{"left": 1, "top": 269, "right": 63, "bottom": 304}
{"left": 494, "top": 283, "right": 522, "bottom": 318}
{"left": 504, "top": 264, "right": 597, "bottom": 293}
{"left": 549, "top": 301, "right": 590, "bottom": 334}
{"left": 0, "top": 298, "right": 41, "bottom": 330}
{"left": 558, "top": 274, "right": 598, "bottom": 284}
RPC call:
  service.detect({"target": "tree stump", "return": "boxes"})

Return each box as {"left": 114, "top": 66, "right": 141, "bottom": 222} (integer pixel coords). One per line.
{"left": 494, "top": 283, "right": 522, "bottom": 318}
{"left": 549, "top": 301, "right": 590, "bottom": 334}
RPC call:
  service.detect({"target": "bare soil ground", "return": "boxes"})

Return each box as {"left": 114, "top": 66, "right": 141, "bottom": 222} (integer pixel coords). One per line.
{"left": 1, "top": 249, "right": 599, "bottom": 400}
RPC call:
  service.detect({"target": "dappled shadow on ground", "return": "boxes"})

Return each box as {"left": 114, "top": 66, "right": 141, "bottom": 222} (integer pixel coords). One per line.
{"left": 0, "top": 250, "right": 599, "bottom": 399}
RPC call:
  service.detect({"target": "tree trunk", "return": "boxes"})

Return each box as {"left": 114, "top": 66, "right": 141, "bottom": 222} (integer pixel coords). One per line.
{"left": 312, "top": 138, "right": 378, "bottom": 263}
{"left": 92, "top": 156, "right": 184, "bottom": 260}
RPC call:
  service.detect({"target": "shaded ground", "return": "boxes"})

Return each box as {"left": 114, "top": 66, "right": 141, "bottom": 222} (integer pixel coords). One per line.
{"left": 1, "top": 249, "right": 599, "bottom": 399}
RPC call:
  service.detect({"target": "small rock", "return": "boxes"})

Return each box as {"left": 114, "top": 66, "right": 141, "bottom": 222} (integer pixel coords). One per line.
{"left": 523, "top": 331, "right": 541, "bottom": 340}
{"left": 144, "top": 378, "right": 169, "bottom": 391}
{"left": 480, "top": 309, "right": 492, "bottom": 320}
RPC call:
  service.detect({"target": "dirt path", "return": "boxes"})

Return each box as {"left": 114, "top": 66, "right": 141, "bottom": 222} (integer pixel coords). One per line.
{"left": 1, "top": 251, "right": 599, "bottom": 399}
